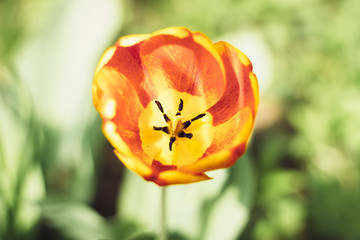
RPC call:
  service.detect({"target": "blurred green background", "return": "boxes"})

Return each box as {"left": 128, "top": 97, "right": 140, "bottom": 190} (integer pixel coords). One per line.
{"left": 1, "top": 0, "right": 360, "bottom": 239}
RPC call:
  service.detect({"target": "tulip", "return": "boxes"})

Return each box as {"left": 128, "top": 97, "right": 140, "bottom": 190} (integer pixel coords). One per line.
{"left": 93, "top": 27, "right": 259, "bottom": 186}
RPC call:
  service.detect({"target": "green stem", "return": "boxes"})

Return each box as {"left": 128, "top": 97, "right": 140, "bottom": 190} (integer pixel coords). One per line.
{"left": 159, "top": 187, "right": 167, "bottom": 240}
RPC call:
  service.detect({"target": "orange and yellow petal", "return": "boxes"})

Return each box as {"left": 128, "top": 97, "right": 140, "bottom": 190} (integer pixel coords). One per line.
{"left": 139, "top": 27, "right": 226, "bottom": 108}
{"left": 104, "top": 39, "right": 158, "bottom": 108}
{"left": 116, "top": 153, "right": 210, "bottom": 186}
{"left": 208, "top": 41, "right": 259, "bottom": 126}
{"left": 94, "top": 67, "right": 149, "bottom": 161}
{"left": 152, "top": 26, "right": 191, "bottom": 39}
{"left": 114, "top": 150, "right": 152, "bottom": 178}
{"left": 116, "top": 34, "right": 150, "bottom": 47}
{"left": 94, "top": 67, "right": 142, "bottom": 130}
{"left": 152, "top": 170, "right": 211, "bottom": 186}
{"left": 182, "top": 107, "right": 254, "bottom": 173}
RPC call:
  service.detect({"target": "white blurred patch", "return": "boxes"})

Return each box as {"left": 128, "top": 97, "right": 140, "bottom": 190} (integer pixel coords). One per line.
{"left": 103, "top": 98, "right": 116, "bottom": 119}
{"left": 16, "top": 0, "right": 123, "bottom": 133}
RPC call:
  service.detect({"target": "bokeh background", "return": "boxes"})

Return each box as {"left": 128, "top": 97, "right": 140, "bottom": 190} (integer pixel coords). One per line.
{"left": 1, "top": 0, "right": 360, "bottom": 239}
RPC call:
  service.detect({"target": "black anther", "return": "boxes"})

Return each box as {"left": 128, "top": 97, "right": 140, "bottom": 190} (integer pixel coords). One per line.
{"left": 175, "top": 99, "right": 184, "bottom": 116}
{"left": 153, "top": 126, "right": 169, "bottom": 134}
{"left": 182, "top": 121, "right": 191, "bottom": 129}
{"left": 191, "top": 113, "right": 206, "bottom": 122}
{"left": 163, "top": 114, "right": 171, "bottom": 123}
{"left": 186, "top": 133, "right": 193, "bottom": 139}
{"left": 155, "top": 100, "right": 164, "bottom": 113}
{"left": 178, "top": 99, "right": 184, "bottom": 111}
{"left": 178, "top": 131, "right": 193, "bottom": 139}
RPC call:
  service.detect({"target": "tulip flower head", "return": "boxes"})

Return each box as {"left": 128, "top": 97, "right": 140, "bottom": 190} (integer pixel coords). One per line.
{"left": 93, "top": 27, "right": 259, "bottom": 186}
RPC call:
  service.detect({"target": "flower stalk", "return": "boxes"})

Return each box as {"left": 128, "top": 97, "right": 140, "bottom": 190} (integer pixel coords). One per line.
{"left": 159, "top": 187, "right": 167, "bottom": 240}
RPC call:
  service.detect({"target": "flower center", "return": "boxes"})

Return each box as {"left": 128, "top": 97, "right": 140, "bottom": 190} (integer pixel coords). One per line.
{"left": 152, "top": 99, "right": 206, "bottom": 151}
{"left": 138, "top": 89, "right": 214, "bottom": 167}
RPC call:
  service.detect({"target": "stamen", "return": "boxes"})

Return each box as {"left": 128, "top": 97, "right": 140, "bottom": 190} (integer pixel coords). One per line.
{"left": 163, "top": 114, "right": 171, "bottom": 123}
{"left": 182, "top": 121, "right": 191, "bottom": 129}
{"left": 169, "top": 136, "right": 176, "bottom": 151}
{"left": 178, "top": 131, "right": 193, "bottom": 139}
{"left": 176, "top": 99, "right": 184, "bottom": 116}
{"left": 152, "top": 98, "right": 204, "bottom": 151}
{"left": 178, "top": 99, "right": 184, "bottom": 111}
{"left": 153, "top": 126, "right": 169, "bottom": 134}
{"left": 155, "top": 100, "right": 171, "bottom": 123}
{"left": 155, "top": 100, "right": 164, "bottom": 113}
{"left": 182, "top": 113, "right": 206, "bottom": 129}
{"left": 191, "top": 113, "right": 206, "bottom": 121}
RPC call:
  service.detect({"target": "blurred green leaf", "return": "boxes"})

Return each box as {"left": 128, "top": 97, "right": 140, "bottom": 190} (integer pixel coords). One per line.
{"left": 42, "top": 200, "right": 138, "bottom": 240}
{"left": 202, "top": 186, "right": 249, "bottom": 240}
{"left": 308, "top": 168, "right": 360, "bottom": 240}
{"left": 254, "top": 171, "right": 306, "bottom": 240}
{"left": 0, "top": 64, "right": 45, "bottom": 239}
{"left": 118, "top": 156, "right": 255, "bottom": 240}
{"left": 118, "top": 168, "right": 229, "bottom": 239}
{"left": 13, "top": 0, "right": 124, "bottom": 204}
